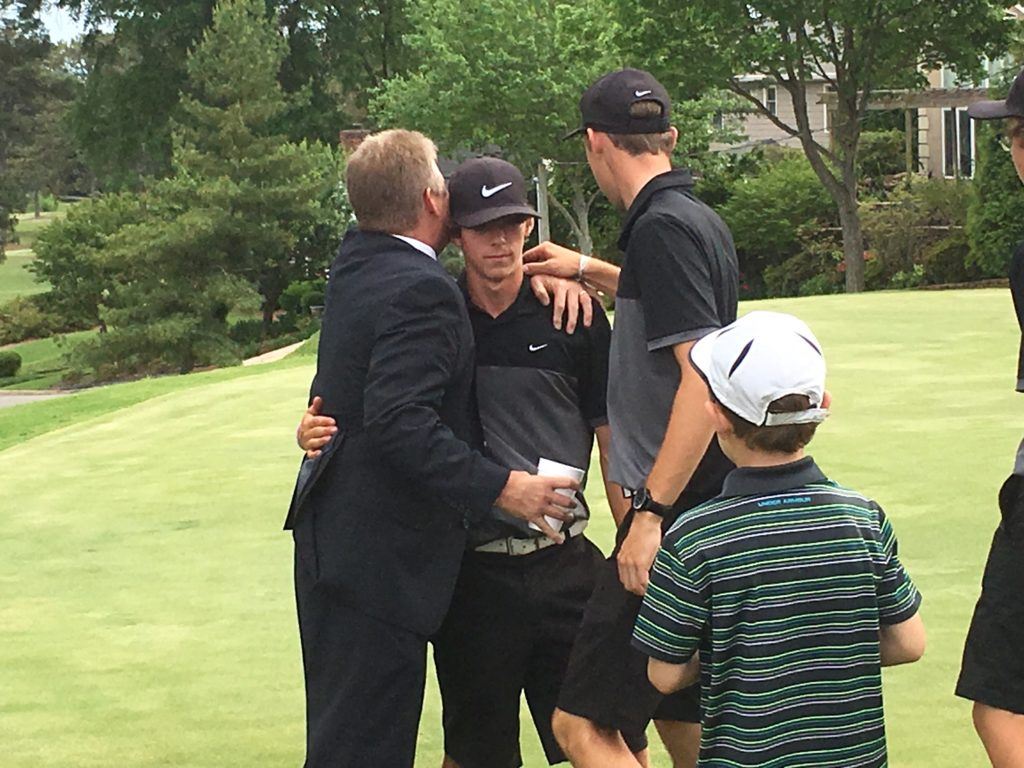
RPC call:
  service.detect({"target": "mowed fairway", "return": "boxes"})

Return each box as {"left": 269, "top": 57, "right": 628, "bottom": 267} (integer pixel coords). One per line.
{"left": 0, "top": 288, "right": 1018, "bottom": 767}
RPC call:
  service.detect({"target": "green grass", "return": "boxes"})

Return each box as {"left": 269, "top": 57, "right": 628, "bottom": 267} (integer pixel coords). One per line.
{"left": 0, "top": 331, "right": 96, "bottom": 391}
{"left": 0, "top": 249, "right": 48, "bottom": 302}
{"left": 0, "top": 288, "right": 1017, "bottom": 767}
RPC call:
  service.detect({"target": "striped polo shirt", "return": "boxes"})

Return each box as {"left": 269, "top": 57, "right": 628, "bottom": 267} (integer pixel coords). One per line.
{"left": 633, "top": 457, "right": 922, "bottom": 767}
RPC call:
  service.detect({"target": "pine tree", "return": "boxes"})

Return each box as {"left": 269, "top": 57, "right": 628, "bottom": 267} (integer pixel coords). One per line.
{"left": 75, "top": 0, "right": 343, "bottom": 380}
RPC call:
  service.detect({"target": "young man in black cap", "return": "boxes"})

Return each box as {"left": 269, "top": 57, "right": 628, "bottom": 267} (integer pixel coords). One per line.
{"left": 298, "top": 157, "right": 637, "bottom": 768}
{"left": 958, "top": 67, "right": 1024, "bottom": 768}
{"left": 525, "top": 69, "right": 739, "bottom": 767}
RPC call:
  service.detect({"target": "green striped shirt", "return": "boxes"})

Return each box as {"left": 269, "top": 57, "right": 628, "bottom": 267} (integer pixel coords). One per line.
{"left": 633, "top": 457, "right": 921, "bottom": 767}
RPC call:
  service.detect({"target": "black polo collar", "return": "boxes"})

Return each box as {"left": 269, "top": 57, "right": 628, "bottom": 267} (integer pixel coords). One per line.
{"left": 720, "top": 456, "right": 828, "bottom": 498}
{"left": 459, "top": 271, "right": 534, "bottom": 320}
{"left": 617, "top": 168, "right": 695, "bottom": 251}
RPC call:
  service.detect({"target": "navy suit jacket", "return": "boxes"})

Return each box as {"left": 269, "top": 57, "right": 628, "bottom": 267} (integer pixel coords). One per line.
{"left": 286, "top": 229, "right": 509, "bottom": 636}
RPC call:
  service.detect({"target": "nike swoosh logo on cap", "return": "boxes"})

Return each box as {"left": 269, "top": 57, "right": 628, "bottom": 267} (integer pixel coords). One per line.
{"left": 634, "top": 89, "right": 653, "bottom": 98}
{"left": 529, "top": 344, "right": 548, "bottom": 352}
{"left": 481, "top": 182, "right": 513, "bottom": 198}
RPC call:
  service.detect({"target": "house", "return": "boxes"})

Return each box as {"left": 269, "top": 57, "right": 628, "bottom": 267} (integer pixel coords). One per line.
{"left": 714, "top": 4, "right": 1024, "bottom": 178}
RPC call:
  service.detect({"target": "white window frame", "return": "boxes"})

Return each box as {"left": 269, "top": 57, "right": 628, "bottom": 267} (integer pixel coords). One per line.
{"left": 764, "top": 86, "right": 778, "bottom": 116}
{"left": 942, "top": 106, "right": 976, "bottom": 179}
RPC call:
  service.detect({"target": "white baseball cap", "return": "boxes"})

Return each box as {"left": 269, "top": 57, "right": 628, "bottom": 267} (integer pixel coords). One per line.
{"left": 690, "top": 311, "right": 829, "bottom": 427}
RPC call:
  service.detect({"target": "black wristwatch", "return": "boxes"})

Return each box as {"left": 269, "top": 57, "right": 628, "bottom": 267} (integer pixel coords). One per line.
{"left": 630, "top": 488, "right": 671, "bottom": 518}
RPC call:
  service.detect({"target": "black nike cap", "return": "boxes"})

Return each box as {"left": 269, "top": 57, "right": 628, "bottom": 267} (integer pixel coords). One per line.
{"left": 968, "top": 66, "right": 1024, "bottom": 120}
{"left": 563, "top": 68, "right": 671, "bottom": 140}
{"left": 448, "top": 157, "right": 539, "bottom": 229}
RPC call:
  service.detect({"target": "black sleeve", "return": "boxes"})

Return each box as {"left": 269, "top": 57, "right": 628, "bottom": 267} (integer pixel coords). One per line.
{"left": 363, "top": 276, "right": 510, "bottom": 517}
{"left": 630, "top": 215, "right": 721, "bottom": 350}
{"left": 1009, "top": 242, "right": 1024, "bottom": 391}
{"left": 580, "top": 304, "right": 611, "bottom": 427}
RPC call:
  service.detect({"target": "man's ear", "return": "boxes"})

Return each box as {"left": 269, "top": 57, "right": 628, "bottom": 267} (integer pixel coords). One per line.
{"left": 585, "top": 127, "right": 605, "bottom": 154}
{"left": 423, "top": 186, "right": 444, "bottom": 219}
{"left": 523, "top": 218, "right": 536, "bottom": 240}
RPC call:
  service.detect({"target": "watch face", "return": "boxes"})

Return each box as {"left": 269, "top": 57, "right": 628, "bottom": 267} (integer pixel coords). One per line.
{"left": 631, "top": 488, "right": 649, "bottom": 511}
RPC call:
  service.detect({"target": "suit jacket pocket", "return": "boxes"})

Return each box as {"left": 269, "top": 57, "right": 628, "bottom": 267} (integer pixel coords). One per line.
{"left": 283, "top": 430, "right": 346, "bottom": 530}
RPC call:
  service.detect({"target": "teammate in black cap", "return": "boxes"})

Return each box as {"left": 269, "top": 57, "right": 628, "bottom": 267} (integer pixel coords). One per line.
{"left": 957, "top": 66, "right": 1024, "bottom": 767}
{"left": 527, "top": 68, "right": 739, "bottom": 767}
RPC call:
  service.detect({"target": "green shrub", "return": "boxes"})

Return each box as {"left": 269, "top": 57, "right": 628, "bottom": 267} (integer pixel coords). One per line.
{"left": 858, "top": 130, "right": 907, "bottom": 188}
{"left": 967, "top": 120, "right": 1024, "bottom": 277}
{"left": 763, "top": 229, "right": 844, "bottom": 297}
{"left": 861, "top": 179, "right": 976, "bottom": 289}
{"left": 0, "top": 296, "right": 63, "bottom": 345}
{"left": 0, "top": 351, "right": 22, "bottom": 378}
{"left": 718, "top": 152, "right": 837, "bottom": 297}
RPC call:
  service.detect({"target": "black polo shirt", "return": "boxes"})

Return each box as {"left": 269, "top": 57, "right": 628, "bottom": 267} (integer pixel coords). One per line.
{"left": 1010, "top": 241, "right": 1024, "bottom": 391}
{"left": 634, "top": 457, "right": 922, "bottom": 767}
{"left": 607, "top": 168, "right": 739, "bottom": 509}
{"left": 462, "top": 275, "right": 611, "bottom": 546}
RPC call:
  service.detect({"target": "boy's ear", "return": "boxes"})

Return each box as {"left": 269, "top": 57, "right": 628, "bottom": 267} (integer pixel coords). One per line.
{"left": 523, "top": 218, "right": 535, "bottom": 239}
{"left": 705, "top": 398, "right": 731, "bottom": 434}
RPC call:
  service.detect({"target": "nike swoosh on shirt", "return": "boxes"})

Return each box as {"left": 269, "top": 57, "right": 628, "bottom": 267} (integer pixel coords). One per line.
{"left": 528, "top": 344, "right": 548, "bottom": 352}
{"left": 481, "top": 182, "right": 513, "bottom": 198}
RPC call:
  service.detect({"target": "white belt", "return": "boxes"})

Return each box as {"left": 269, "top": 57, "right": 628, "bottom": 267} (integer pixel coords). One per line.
{"left": 474, "top": 519, "right": 588, "bottom": 556}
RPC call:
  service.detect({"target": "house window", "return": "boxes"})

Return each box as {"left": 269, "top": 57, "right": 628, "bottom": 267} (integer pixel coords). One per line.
{"left": 764, "top": 86, "right": 778, "bottom": 116}
{"left": 712, "top": 111, "right": 724, "bottom": 130}
{"left": 942, "top": 107, "right": 975, "bottom": 178}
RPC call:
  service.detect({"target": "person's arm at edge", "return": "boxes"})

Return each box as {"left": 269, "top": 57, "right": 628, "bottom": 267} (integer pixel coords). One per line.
{"left": 879, "top": 612, "right": 926, "bottom": 666}
{"left": 523, "top": 241, "right": 621, "bottom": 298}
{"left": 617, "top": 341, "right": 715, "bottom": 595}
{"left": 595, "top": 424, "right": 629, "bottom": 527}
{"left": 647, "top": 654, "right": 700, "bottom": 695}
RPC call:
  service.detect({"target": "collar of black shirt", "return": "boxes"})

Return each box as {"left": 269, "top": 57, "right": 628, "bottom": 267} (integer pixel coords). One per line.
{"left": 458, "top": 270, "right": 535, "bottom": 320}
{"left": 720, "top": 456, "right": 828, "bottom": 498}
{"left": 617, "top": 168, "right": 696, "bottom": 252}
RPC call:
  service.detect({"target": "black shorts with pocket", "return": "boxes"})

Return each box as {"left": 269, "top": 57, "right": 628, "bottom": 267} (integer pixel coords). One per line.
{"left": 956, "top": 473, "right": 1024, "bottom": 715}
{"left": 432, "top": 533, "right": 648, "bottom": 768}
{"left": 555, "top": 543, "right": 700, "bottom": 737}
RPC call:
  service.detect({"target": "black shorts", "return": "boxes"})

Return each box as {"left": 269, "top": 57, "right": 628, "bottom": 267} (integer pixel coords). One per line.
{"left": 956, "top": 475, "right": 1024, "bottom": 714}
{"left": 432, "top": 534, "right": 647, "bottom": 768}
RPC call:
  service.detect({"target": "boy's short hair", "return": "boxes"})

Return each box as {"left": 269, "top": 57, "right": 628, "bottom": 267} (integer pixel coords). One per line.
{"left": 599, "top": 101, "right": 675, "bottom": 156}
{"left": 719, "top": 393, "right": 820, "bottom": 454}
{"left": 1008, "top": 116, "right": 1024, "bottom": 143}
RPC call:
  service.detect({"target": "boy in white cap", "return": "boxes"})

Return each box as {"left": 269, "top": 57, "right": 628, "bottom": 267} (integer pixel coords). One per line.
{"left": 632, "top": 311, "right": 926, "bottom": 767}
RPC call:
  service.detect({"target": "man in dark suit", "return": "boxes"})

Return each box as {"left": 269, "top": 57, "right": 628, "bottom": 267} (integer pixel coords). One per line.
{"left": 286, "top": 129, "right": 580, "bottom": 768}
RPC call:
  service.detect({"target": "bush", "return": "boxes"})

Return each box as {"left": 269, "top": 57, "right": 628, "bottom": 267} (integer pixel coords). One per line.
{"left": 967, "top": 120, "right": 1024, "bottom": 277}
{"left": 861, "top": 179, "right": 977, "bottom": 289}
{"left": 763, "top": 229, "right": 844, "bottom": 297}
{"left": 0, "top": 351, "right": 22, "bottom": 378}
{"left": 718, "top": 152, "right": 837, "bottom": 297}
{"left": 858, "top": 130, "right": 907, "bottom": 190}
{"left": 0, "top": 296, "right": 64, "bottom": 345}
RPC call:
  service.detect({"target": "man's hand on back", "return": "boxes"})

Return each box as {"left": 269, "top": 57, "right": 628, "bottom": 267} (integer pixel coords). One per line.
{"left": 297, "top": 396, "right": 338, "bottom": 459}
{"left": 496, "top": 470, "right": 579, "bottom": 543}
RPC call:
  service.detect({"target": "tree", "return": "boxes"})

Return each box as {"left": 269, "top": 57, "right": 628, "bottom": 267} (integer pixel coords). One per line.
{"left": 0, "top": 0, "right": 48, "bottom": 255}
{"left": 371, "top": 0, "right": 624, "bottom": 254}
{"left": 619, "top": 0, "right": 1010, "bottom": 291}
{"left": 72, "top": 0, "right": 343, "bottom": 379}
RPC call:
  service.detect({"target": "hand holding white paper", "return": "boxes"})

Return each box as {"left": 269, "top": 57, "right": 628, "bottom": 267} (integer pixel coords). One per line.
{"left": 531, "top": 457, "right": 585, "bottom": 532}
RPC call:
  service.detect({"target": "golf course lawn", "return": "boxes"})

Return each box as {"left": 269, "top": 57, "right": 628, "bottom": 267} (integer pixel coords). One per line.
{"left": 0, "top": 288, "right": 1018, "bottom": 767}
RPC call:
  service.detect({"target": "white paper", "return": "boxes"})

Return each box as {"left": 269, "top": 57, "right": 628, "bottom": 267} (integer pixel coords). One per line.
{"left": 530, "top": 457, "right": 585, "bottom": 532}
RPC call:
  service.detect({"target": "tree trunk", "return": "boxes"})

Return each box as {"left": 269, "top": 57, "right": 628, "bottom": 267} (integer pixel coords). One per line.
{"left": 837, "top": 193, "right": 865, "bottom": 293}
{"left": 570, "top": 180, "right": 593, "bottom": 256}
{"left": 34, "top": 190, "right": 41, "bottom": 219}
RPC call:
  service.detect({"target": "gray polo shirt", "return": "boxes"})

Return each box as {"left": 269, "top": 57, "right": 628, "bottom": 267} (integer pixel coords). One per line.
{"left": 608, "top": 169, "right": 739, "bottom": 512}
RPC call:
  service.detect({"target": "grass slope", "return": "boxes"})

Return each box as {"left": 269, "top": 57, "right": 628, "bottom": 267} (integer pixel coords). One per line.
{"left": 0, "top": 289, "right": 1018, "bottom": 767}
{"left": 0, "top": 249, "right": 48, "bottom": 302}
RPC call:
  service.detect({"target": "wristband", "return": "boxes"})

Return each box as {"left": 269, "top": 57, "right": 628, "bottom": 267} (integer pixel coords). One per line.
{"left": 577, "top": 254, "right": 590, "bottom": 282}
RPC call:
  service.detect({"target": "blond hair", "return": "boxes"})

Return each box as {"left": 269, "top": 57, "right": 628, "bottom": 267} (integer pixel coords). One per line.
{"left": 346, "top": 129, "right": 445, "bottom": 233}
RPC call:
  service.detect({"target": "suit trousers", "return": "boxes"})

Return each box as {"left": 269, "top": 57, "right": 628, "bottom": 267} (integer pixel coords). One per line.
{"left": 295, "top": 546, "right": 428, "bottom": 768}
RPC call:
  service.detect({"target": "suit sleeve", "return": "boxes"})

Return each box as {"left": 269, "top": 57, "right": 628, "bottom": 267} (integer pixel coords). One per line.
{"left": 363, "top": 276, "right": 510, "bottom": 518}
